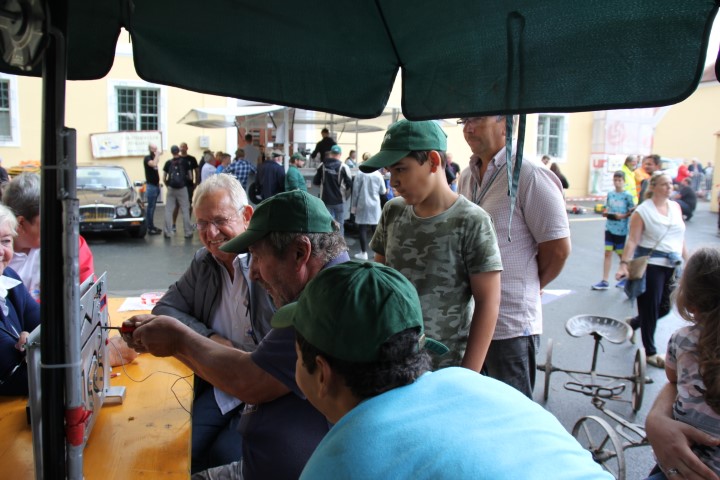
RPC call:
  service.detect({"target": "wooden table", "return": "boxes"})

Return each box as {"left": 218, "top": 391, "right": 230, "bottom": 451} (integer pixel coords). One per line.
{"left": 0, "top": 297, "right": 192, "bottom": 479}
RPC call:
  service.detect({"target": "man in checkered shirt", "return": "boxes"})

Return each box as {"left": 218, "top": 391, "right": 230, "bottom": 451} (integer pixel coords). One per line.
{"left": 458, "top": 115, "right": 571, "bottom": 398}
{"left": 225, "top": 148, "right": 257, "bottom": 192}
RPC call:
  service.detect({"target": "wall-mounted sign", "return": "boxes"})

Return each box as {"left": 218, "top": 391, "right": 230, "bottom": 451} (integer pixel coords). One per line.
{"left": 90, "top": 131, "right": 162, "bottom": 158}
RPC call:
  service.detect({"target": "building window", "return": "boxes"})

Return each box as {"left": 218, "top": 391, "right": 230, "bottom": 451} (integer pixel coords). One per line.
{"left": 0, "top": 74, "right": 19, "bottom": 146}
{"left": 0, "top": 80, "right": 11, "bottom": 141}
{"left": 116, "top": 87, "right": 159, "bottom": 131}
{"left": 536, "top": 115, "right": 565, "bottom": 158}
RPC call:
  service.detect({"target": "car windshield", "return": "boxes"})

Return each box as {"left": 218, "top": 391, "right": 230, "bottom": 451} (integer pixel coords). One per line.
{"left": 77, "top": 168, "right": 128, "bottom": 188}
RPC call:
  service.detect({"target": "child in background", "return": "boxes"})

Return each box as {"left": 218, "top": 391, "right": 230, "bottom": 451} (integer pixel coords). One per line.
{"left": 660, "top": 247, "right": 720, "bottom": 477}
{"left": 591, "top": 170, "right": 635, "bottom": 290}
{"left": 362, "top": 120, "right": 502, "bottom": 371}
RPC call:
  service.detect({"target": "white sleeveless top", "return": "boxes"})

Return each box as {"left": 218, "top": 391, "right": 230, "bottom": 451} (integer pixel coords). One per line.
{"left": 635, "top": 200, "right": 685, "bottom": 267}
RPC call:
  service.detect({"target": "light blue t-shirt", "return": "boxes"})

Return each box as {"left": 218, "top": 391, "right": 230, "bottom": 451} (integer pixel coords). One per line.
{"left": 605, "top": 190, "right": 635, "bottom": 236}
{"left": 300, "top": 368, "right": 612, "bottom": 480}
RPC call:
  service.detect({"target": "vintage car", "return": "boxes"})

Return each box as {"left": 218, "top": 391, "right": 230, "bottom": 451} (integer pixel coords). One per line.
{"left": 77, "top": 165, "right": 146, "bottom": 238}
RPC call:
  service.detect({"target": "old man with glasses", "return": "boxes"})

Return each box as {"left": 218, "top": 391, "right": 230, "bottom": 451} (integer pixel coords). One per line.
{"left": 152, "top": 174, "right": 275, "bottom": 473}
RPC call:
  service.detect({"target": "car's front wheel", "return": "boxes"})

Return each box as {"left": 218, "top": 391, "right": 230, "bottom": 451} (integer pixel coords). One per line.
{"left": 129, "top": 224, "right": 147, "bottom": 238}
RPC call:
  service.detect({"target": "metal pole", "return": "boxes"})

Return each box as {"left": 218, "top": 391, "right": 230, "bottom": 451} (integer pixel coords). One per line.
{"left": 283, "top": 108, "right": 289, "bottom": 170}
{"left": 61, "top": 128, "right": 83, "bottom": 479}
{"left": 40, "top": 0, "right": 69, "bottom": 477}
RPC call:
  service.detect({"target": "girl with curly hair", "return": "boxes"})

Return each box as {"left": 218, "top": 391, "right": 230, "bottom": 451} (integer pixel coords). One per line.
{"left": 663, "top": 246, "right": 720, "bottom": 476}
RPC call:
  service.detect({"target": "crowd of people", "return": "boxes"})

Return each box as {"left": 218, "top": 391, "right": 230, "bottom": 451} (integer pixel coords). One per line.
{"left": 0, "top": 120, "right": 717, "bottom": 479}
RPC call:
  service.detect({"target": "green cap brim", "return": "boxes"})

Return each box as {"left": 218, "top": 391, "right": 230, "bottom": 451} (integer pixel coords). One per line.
{"left": 423, "top": 336, "right": 450, "bottom": 356}
{"left": 359, "top": 149, "right": 410, "bottom": 173}
{"left": 219, "top": 227, "right": 268, "bottom": 254}
{"left": 271, "top": 301, "right": 297, "bottom": 328}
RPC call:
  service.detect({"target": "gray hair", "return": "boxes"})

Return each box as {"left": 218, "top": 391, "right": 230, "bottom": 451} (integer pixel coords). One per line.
{"left": 262, "top": 228, "right": 347, "bottom": 264}
{"left": 2, "top": 172, "right": 40, "bottom": 220}
{"left": 0, "top": 203, "right": 18, "bottom": 235}
{"left": 192, "top": 173, "right": 248, "bottom": 210}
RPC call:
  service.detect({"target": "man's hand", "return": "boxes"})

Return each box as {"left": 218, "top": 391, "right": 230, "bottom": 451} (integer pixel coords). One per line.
{"left": 15, "top": 331, "right": 30, "bottom": 352}
{"left": 121, "top": 314, "right": 193, "bottom": 357}
{"left": 107, "top": 336, "right": 139, "bottom": 366}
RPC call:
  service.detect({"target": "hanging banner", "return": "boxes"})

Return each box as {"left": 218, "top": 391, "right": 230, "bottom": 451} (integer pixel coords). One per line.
{"left": 90, "top": 131, "right": 162, "bottom": 158}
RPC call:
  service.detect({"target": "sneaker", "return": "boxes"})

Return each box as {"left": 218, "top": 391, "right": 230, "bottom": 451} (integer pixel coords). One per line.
{"left": 591, "top": 280, "right": 609, "bottom": 290}
{"left": 647, "top": 354, "right": 665, "bottom": 369}
{"left": 172, "top": 224, "right": 177, "bottom": 233}
{"left": 615, "top": 279, "right": 626, "bottom": 289}
{"left": 354, "top": 252, "right": 368, "bottom": 260}
{"left": 149, "top": 228, "right": 162, "bottom": 235}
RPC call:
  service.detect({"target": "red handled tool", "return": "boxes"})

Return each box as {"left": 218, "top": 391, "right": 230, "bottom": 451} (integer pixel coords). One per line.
{"left": 102, "top": 325, "right": 137, "bottom": 334}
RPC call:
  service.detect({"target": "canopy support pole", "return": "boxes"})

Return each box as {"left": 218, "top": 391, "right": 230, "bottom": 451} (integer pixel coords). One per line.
{"left": 40, "top": 0, "right": 70, "bottom": 477}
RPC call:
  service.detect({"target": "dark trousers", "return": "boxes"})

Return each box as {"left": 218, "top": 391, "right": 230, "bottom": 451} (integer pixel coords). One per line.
{"left": 675, "top": 199, "right": 694, "bottom": 220}
{"left": 357, "top": 224, "right": 375, "bottom": 253}
{"left": 191, "top": 377, "right": 243, "bottom": 473}
{"left": 636, "top": 264, "right": 675, "bottom": 357}
{"left": 482, "top": 335, "right": 540, "bottom": 399}
{"left": 145, "top": 183, "right": 159, "bottom": 230}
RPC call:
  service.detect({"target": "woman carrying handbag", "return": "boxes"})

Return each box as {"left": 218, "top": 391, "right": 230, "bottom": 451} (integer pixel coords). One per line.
{"left": 616, "top": 172, "right": 688, "bottom": 368}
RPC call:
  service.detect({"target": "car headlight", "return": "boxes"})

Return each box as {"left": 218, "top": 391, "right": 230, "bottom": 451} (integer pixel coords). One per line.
{"left": 116, "top": 206, "right": 128, "bottom": 217}
{"left": 129, "top": 205, "right": 142, "bottom": 217}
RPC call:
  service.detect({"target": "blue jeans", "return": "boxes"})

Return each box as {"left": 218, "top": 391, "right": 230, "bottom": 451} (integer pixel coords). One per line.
{"left": 482, "top": 335, "right": 540, "bottom": 398}
{"left": 326, "top": 203, "right": 345, "bottom": 236}
{"left": 145, "top": 183, "right": 160, "bottom": 230}
{"left": 191, "top": 377, "right": 243, "bottom": 473}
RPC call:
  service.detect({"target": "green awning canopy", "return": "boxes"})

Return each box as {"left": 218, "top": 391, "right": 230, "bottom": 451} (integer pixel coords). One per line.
{"left": 2, "top": 0, "right": 718, "bottom": 119}
{"left": 1, "top": 0, "right": 718, "bottom": 118}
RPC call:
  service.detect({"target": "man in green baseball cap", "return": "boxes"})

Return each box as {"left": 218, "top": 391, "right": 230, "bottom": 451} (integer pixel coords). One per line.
{"left": 277, "top": 261, "right": 613, "bottom": 480}
{"left": 361, "top": 119, "right": 503, "bottom": 373}
{"left": 122, "top": 189, "right": 351, "bottom": 479}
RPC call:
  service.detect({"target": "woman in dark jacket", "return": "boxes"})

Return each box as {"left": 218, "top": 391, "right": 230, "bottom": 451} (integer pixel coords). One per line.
{"left": 0, "top": 204, "right": 40, "bottom": 396}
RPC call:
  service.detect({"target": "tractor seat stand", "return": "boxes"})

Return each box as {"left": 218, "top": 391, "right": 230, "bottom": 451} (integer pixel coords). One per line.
{"left": 539, "top": 315, "right": 648, "bottom": 412}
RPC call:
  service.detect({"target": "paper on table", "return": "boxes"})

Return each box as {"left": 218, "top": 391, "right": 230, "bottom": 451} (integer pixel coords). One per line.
{"left": 117, "top": 297, "right": 152, "bottom": 312}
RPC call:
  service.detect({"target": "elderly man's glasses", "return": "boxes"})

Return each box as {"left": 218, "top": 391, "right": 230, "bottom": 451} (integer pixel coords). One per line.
{"left": 457, "top": 115, "right": 504, "bottom": 126}
{"left": 193, "top": 209, "right": 242, "bottom": 231}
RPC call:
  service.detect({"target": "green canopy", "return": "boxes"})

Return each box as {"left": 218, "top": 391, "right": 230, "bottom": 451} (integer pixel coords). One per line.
{"left": 0, "top": 0, "right": 717, "bottom": 119}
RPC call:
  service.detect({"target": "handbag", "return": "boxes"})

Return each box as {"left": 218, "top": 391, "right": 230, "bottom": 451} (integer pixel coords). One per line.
{"left": 626, "top": 221, "right": 672, "bottom": 280}
{"left": 627, "top": 256, "right": 649, "bottom": 280}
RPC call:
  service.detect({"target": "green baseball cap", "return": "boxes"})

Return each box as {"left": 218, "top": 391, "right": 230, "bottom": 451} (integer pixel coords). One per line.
{"left": 291, "top": 152, "right": 305, "bottom": 161}
{"left": 330, "top": 144, "right": 342, "bottom": 154}
{"left": 271, "top": 261, "right": 449, "bottom": 362}
{"left": 220, "top": 190, "right": 334, "bottom": 253}
{"left": 359, "top": 119, "right": 447, "bottom": 173}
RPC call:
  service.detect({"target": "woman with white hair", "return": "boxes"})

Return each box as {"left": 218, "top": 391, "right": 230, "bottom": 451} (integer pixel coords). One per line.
{"left": 0, "top": 203, "right": 40, "bottom": 395}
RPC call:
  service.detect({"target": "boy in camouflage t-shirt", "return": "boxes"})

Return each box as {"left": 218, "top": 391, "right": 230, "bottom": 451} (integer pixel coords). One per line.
{"left": 361, "top": 120, "right": 502, "bottom": 369}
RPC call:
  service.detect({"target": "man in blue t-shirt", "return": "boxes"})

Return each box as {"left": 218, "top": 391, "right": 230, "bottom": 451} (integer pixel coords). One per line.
{"left": 273, "top": 261, "right": 612, "bottom": 480}
{"left": 122, "top": 191, "right": 350, "bottom": 480}
{"left": 592, "top": 170, "right": 635, "bottom": 290}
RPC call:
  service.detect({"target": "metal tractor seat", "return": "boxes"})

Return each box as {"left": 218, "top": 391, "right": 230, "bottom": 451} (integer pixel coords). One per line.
{"left": 565, "top": 315, "right": 632, "bottom": 344}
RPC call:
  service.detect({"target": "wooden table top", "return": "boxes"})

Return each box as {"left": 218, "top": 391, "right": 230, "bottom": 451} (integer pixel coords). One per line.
{"left": 0, "top": 297, "right": 192, "bottom": 479}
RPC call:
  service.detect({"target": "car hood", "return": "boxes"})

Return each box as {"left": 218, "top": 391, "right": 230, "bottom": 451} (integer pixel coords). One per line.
{"left": 78, "top": 187, "right": 135, "bottom": 205}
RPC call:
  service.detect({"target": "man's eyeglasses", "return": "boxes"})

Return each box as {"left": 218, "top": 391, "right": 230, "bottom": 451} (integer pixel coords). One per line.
{"left": 193, "top": 209, "right": 242, "bottom": 231}
{"left": 456, "top": 116, "right": 503, "bottom": 126}
{"left": 457, "top": 117, "right": 483, "bottom": 125}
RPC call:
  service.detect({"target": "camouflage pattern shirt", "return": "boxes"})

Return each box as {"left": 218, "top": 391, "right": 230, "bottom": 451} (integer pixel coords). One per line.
{"left": 667, "top": 325, "right": 720, "bottom": 475}
{"left": 370, "top": 196, "right": 502, "bottom": 368}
